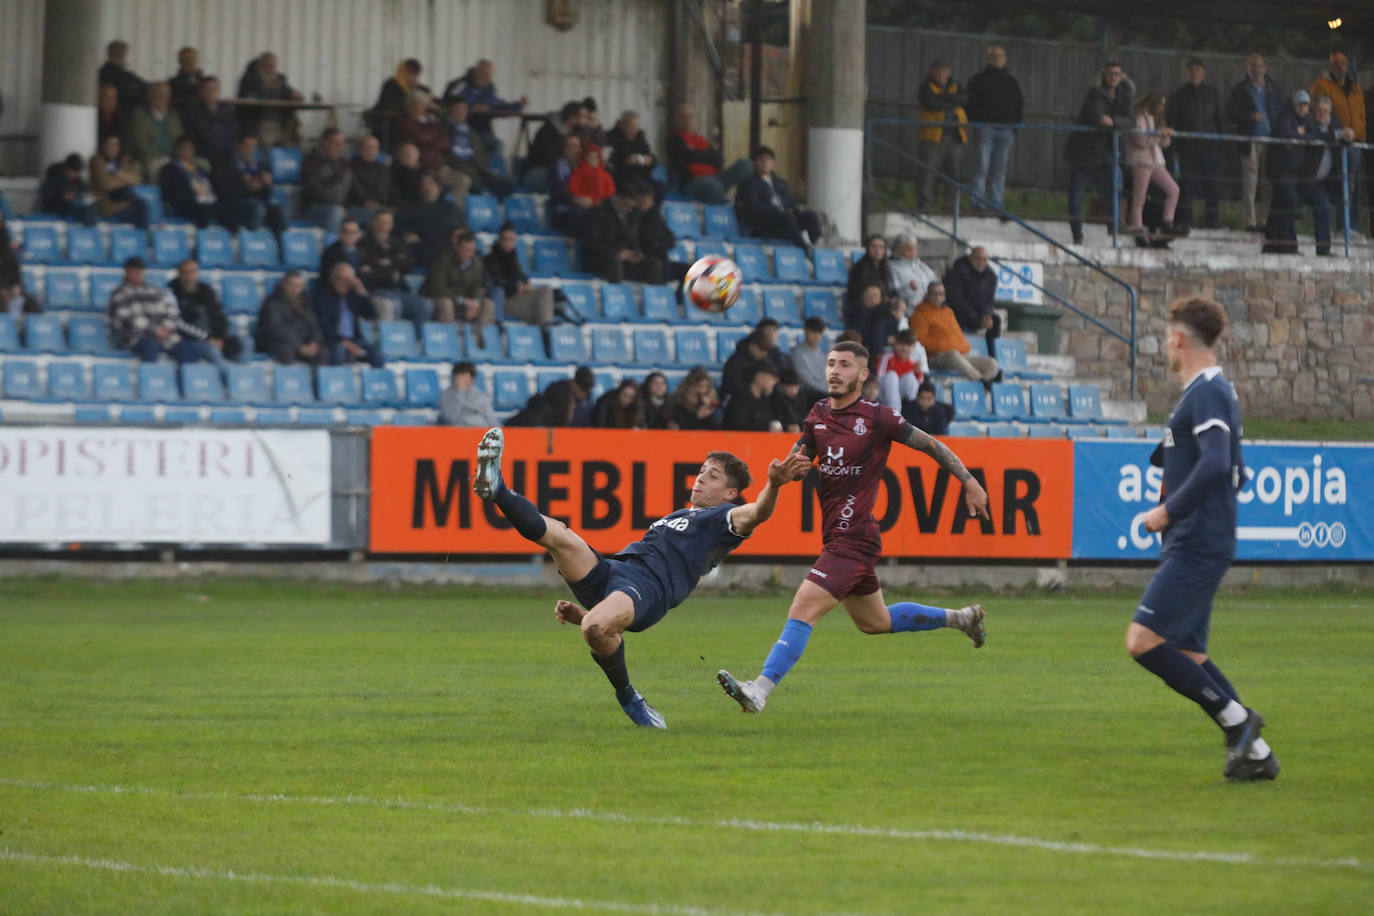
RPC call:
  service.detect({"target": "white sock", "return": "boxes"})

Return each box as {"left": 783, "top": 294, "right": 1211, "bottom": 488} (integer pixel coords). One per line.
{"left": 943, "top": 607, "right": 963, "bottom": 628}
{"left": 1216, "top": 701, "right": 1248, "bottom": 728}
{"left": 755, "top": 675, "right": 777, "bottom": 699}
{"left": 1247, "top": 738, "right": 1272, "bottom": 760}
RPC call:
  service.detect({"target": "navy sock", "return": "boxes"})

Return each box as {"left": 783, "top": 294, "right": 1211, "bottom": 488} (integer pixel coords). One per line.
{"left": 493, "top": 479, "right": 548, "bottom": 542}
{"left": 888, "top": 601, "right": 947, "bottom": 632}
{"left": 1135, "top": 644, "right": 1231, "bottom": 720}
{"left": 592, "top": 640, "right": 636, "bottom": 705}
{"left": 1201, "top": 659, "right": 1241, "bottom": 704}
{"left": 760, "top": 619, "right": 812, "bottom": 684}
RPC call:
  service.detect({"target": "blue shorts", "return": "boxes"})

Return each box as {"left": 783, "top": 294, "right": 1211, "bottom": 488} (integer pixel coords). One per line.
{"left": 1132, "top": 549, "right": 1231, "bottom": 653}
{"left": 566, "top": 552, "right": 669, "bottom": 633}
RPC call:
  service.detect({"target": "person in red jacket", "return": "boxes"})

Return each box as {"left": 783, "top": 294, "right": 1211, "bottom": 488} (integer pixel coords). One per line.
{"left": 567, "top": 146, "right": 616, "bottom": 205}
{"left": 666, "top": 104, "right": 752, "bottom": 203}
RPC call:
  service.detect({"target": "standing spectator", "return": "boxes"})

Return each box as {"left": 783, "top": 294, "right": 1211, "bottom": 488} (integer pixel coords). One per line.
{"left": 1311, "top": 51, "right": 1365, "bottom": 227}
{"left": 567, "top": 145, "right": 616, "bottom": 205}
{"left": 90, "top": 136, "right": 150, "bottom": 227}
{"left": 1, "top": 211, "right": 40, "bottom": 317}
{"left": 1264, "top": 91, "right": 1315, "bottom": 255}
{"left": 398, "top": 91, "right": 471, "bottom": 205}
{"left": 1227, "top": 54, "right": 1283, "bottom": 232}
{"left": 723, "top": 363, "right": 782, "bottom": 431}
{"left": 640, "top": 372, "right": 673, "bottom": 429}
{"left": 1306, "top": 94, "right": 1353, "bottom": 256}
{"left": 347, "top": 133, "right": 398, "bottom": 226}
{"left": 124, "top": 81, "right": 182, "bottom": 180}
{"left": 790, "top": 316, "right": 829, "bottom": 394}
{"left": 667, "top": 104, "right": 752, "bottom": 203}
{"left": 168, "top": 47, "right": 205, "bottom": 121}
{"left": 943, "top": 246, "right": 1000, "bottom": 351}
{"left": 372, "top": 59, "right": 430, "bottom": 143}
{"left": 770, "top": 367, "right": 819, "bottom": 433}
{"left": 395, "top": 172, "right": 465, "bottom": 268}
{"left": 735, "top": 145, "right": 822, "bottom": 250}
{"left": 107, "top": 257, "right": 219, "bottom": 365}
{"left": 159, "top": 135, "right": 224, "bottom": 228}
{"left": 301, "top": 128, "right": 353, "bottom": 233}
{"left": 314, "top": 262, "right": 384, "bottom": 367}
{"left": 183, "top": 76, "right": 238, "bottom": 177}
{"left": 964, "top": 45, "right": 1023, "bottom": 211}
{"left": 39, "top": 154, "right": 96, "bottom": 225}
{"left": 887, "top": 235, "right": 939, "bottom": 312}
{"left": 579, "top": 97, "right": 609, "bottom": 150}
{"left": 1168, "top": 58, "right": 1226, "bottom": 230}
{"left": 594, "top": 378, "right": 646, "bottom": 429}
{"left": 442, "top": 58, "right": 527, "bottom": 154}
{"left": 236, "top": 52, "right": 303, "bottom": 146}
{"left": 845, "top": 234, "right": 899, "bottom": 315}
{"left": 421, "top": 229, "right": 497, "bottom": 327}
{"left": 523, "top": 100, "right": 587, "bottom": 191}
{"left": 169, "top": 259, "right": 241, "bottom": 362}
{"left": 444, "top": 97, "right": 515, "bottom": 198}
{"left": 846, "top": 284, "right": 902, "bottom": 359}
{"left": 484, "top": 223, "right": 555, "bottom": 325}
{"left": 390, "top": 141, "right": 424, "bottom": 207}
{"left": 582, "top": 185, "right": 659, "bottom": 283}
{"left": 256, "top": 272, "right": 324, "bottom": 365}
{"left": 439, "top": 361, "right": 500, "bottom": 427}
{"left": 549, "top": 134, "right": 592, "bottom": 234}
{"left": 320, "top": 218, "right": 363, "bottom": 278}
{"left": 669, "top": 366, "right": 722, "bottom": 431}
{"left": 219, "top": 135, "right": 285, "bottom": 233}
{"left": 903, "top": 379, "right": 953, "bottom": 436}
{"left": 912, "top": 282, "right": 999, "bottom": 382}
{"left": 875, "top": 329, "right": 929, "bottom": 411}
{"left": 1065, "top": 62, "right": 1135, "bottom": 244}
{"left": 605, "top": 110, "right": 661, "bottom": 197}
{"left": 358, "top": 209, "right": 434, "bottom": 331}
{"left": 98, "top": 40, "right": 145, "bottom": 117}
{"left": 1125, "top": 92, "right": 1180, "bottom": 235}
{"left": 916, "top": 61, "right": 968, "bottom": 211}
{"left": 97, "top": 85, "right": 125, "bottom": 145}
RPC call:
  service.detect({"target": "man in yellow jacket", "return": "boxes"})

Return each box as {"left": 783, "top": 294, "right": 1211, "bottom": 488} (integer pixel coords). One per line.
{"left": 1311, "top": 52, "right": 1365, "bottom": 228}
{"left": 917, "top": 61, "right": 968, "bottom": 212}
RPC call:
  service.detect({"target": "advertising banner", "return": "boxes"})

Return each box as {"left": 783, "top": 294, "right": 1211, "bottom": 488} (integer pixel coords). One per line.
{"left": 1072, "top": 440, "right": 1370, "bottom": 561}
{"left": 0, "top": 428, "right": 332, "bottom": 544}
{"left": 369, "top": 428, "right": 1074, "bottom": 558}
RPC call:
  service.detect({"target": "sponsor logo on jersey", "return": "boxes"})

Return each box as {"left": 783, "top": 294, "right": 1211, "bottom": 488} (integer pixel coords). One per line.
{"left": 809, "top": 568, "right": 828, "bottom": 578}
{"left": 1136, "top": 604, "right": 1154, "bottom": 615}
{"left": 814, "top": 424, "right": 827, "bottom": 430}
{"left": 853, "top": 417, "right": 867, "bottom": 437}
{"left": 651, "top": 515, "right": 691, "bottom": 532}
{"left": 836, "top": 494, "right": 858, "bottom": 531}
{"left": 825, "top": 445, "right": 845, "bottom": 463}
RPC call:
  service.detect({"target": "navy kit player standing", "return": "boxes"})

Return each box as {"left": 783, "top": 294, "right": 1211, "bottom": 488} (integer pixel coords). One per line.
{"left": 718, "top": 340, "right": 991, "bottom": 714}
{"left": 473, "top": 427, "right": 810, "bottom": 728}
{"left": 1129, "top": 296, "right": 1277, "bottom": 781}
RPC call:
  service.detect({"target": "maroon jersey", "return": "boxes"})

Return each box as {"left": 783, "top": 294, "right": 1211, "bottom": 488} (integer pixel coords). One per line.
{"left": 802, "top": 396, "right": 912, "bottom": 549}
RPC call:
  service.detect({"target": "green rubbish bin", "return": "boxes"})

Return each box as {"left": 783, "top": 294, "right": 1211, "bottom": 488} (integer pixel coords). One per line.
{"left": 1002, "top": 301, "right": 1063, "bottom": 355}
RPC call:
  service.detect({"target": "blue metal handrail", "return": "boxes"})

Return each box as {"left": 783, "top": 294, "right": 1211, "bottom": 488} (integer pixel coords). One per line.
{"left": 864, "top": 130, "right": 1140, "bottom": 396}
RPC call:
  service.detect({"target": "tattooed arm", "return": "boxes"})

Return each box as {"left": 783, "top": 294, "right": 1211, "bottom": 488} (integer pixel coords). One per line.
{"left": 899, "top": 425, "right": 991, "bottom": 519}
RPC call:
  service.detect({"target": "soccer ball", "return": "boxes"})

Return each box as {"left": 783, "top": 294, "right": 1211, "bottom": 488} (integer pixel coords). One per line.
{"left": 683, "top": 255, "right": 743, "bottom": 313}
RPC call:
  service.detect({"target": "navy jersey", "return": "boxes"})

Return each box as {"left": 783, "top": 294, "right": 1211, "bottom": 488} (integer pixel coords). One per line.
{"left": 1161, "top": 366, "right": 1243, "bottom": 557}
{"left": 613, "top": 503, "right": 749, "bottom": 610}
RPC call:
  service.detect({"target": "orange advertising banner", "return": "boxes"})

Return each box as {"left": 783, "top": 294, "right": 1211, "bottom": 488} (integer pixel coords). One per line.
{"left": 369, "top": 427, "right": 1074, "bottom": 558}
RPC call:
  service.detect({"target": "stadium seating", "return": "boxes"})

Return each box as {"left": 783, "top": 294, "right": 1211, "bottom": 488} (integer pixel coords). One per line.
{"left": 421, "top": 322, "right": 462, "bottom": 361}
{"left": 90, "top": 272, "right": 122, "bottom": 309}
{"left": 504, "top": 195, "right": 544, "bottom": 233}
{"left": 1064, "top": 425, "right": 1100, "bottom": 439}
{"left": 946, "top": 421, "right": 984, "bottom": 437}
{"left": 693, "top": 240, "right": 729, "bottom": 259}
{"left": 254, "top": 406, "right": 294, "bottom": 425}
{"left": 180, "top": 363, "right": 226, "bottom": 403}
{"left": 703, "top": 205, "right": 739, "bottom": 239}
{"left": 296, "top": 407, "right": 337, "bottom": 425}
{"left": 560, "top": 282, "right": 596, "bottom": 319}
{"left": 47, "top": 361, "right": 90, "bottom": 401}
{"left": 730, "top": 287, "right": 761, "bottom": 326}
{"left": 221, "top": 274, "right": 260, "bottom": 314}
{"left": 465, "top": 324, "right": 502, "bottom": 361}
{"left": 24, "top": 315, "right": 65, "bottom": 353}
{"left": 110, "top": 226, "right": 146, "bottom": 263}
{"left": 506, "top": 324, "right": 550, "bottom": 363}
{"left": 952, "top": 381, "right": 994, "bottom": 420}
{"left": 20, "top": 224, "right": 60, "bottom": 263}
{"left": 665, "top": 202, "right": 702, "bottom": 239}
{"left": 273, "top": 364, "right": 315, "bottom": 403}
{"left": 599, "top": 283, "right": 637, "bottom": 322}
{"left": 632, "top": 328, "right": 671, "bottom": 367}
{"left": 378, "top": 321, "right": 419, "bottom": 361}
{"left": 715, "top": 327, "right": 748, "bottom": 361}
{"left": 316, "top": 365, "right": 360, "bottom": 404}
{"left": 120, "top": 406, "right": 159, "bottom": 423}
{"left": 995, "top": 338, "right": 1052, "bottom": 380}
{"left": 403, "top": 368, "right": 441, "bottom": 407}
{"left": 772, "top": 246, "right": 810, "bottom": 283}
{"left": 1068, "top": 383, "right": 1126, "bottom": 424}
{"left": 92, "top": 364, "right": 135, "bottom": 401}
{"left": 44, "top": 269, "right": 86, "bottom": 309}
{"left": 731, "top": 243, "right": 769, "bottom": 281}
{"left": 2, "top": 360, "right": 44, "bottom": 399}
{"left": 812, "top": 248, "right": 848, "bottom": 285}
{"left": 163, "top": 405, "right": 204, "bottom": 424}
{"left": 590, "top": 326, "right": 631, "bottom": 364}
{"left": 984, "top": 423, "right": 1021, "bottom": 438}
{"left": 465, "top": 194, "right": 501, "bottom": 233}
{"left": 226, "top": 365, "right": 272, "bottom": 404}
{"left": 492, "top": 369, "right": 532, "bottom": 410}
{"left": 1029, "top": 383, "right": 1066, "bottom": 421}
{"left": 667, "top": 240, "right": 692, "bottom": 264}
{"left": 802, "top": 289, "right": 842, "bottom": 326}
{"left": 548, "top": 324, "right": 588, "bottom": 363}
{"left": 1104, "top": 425, "right": 1139, "bottom": 439}
{"left": 532, "top": 238, "right": 574, "bottom": 277}
{"left": 361, "top": 368, "right": 401, "bottom": 407}
{"left": 209, "top": 407, "right": 248, "bottom": 425}
{"left": 269, "top": 146, "right": 303, "bottom": 183}
{"left": 68, "top": 315, "right": 116, "bottom": 354}
{"left": 281, "top": 230, "right": 320, "bottom": 269}
{"left": 197, "top": 227, "right": 235, "bottom": 267}
{"left": 0, "top": 315, "right": 18, "bottom": 350}
{"left": 965, "top": 334, "right": 989, "bottom": 357}
{"left": 641, "top": 285, "right": 679, "bottom": 322}
{"left": 65, "top": 226, "right": 105, "bottom": 265}
{"left": 137, "top": 363, "right": 180, "bottom": 402}
{"left": 74, "top": 405, "right": 113, "bottom": 423}
{"left": 239, "top": 229, "right": 279, "bottom": 267}
{"left": 152, "top": 227, "right": 191, "bottom": 266}
{"left": 345, "top": 408, "right": 385, "bottom": 426}
{"left": 1028, "top": 424, "right": 1067, "bottom": 438}
{"left": 761, "top": 287, "right": 799, "bottom": 325}
{"left": 990, "top": 382, "right": 1040, "bottom": 422}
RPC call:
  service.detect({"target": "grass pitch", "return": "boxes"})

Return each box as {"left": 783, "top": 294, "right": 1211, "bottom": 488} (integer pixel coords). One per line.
{"left": 1, "top": 576, "right": 1370, "bottom": 915}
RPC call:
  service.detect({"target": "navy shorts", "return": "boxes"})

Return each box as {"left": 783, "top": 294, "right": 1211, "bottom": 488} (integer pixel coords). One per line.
{"left": 805, "top": 536, "right": 881, "bottom": 601}
{"left": 566, "top": 552, "right": 669, "bottom": 633}
{"left": 1132, "top": 548, "right": 1231, "bottom": 653}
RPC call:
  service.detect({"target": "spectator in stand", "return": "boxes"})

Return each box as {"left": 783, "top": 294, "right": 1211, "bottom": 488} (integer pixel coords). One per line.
{"left": 256, "top": 271, "right": 324, "bottom": 365}
{"left": 943, "top": 246, "right": 1000, "bottom": 351}
{"left": 523, "top": 100, "right": 587, "bottom": 191}
{"left": 372, "top": 59, "right": 430, "bottom": 141}
{"left": 1167, "top": 58, "right": 1225, "bottom": 231}
{"left": 790, "top": 316, "right": 829, "bottom": 394}
{"left": 1227, "top": 54, "right": 1283, "bottom": 232}
{"left": 159, "top": 135, "right": 224, "bottom": 228}
{"left": 875, "top": 328, "right": 929, "bottom": 411}
{"left": 1, "top": 211, "right": 40, "bottom": 317}
{"left": 568, "top": 145, "right": 616, "bottom": 206}
{"left": 579, "top": 97, "right": 609, "bottom": 150}
{"left": 124, "top": 81, "right": 182, "bottom": 180}
{"left": 736, "top": 145, "right": 822, "bottom": 250}
{"left": 1125, "top": 91, "right": 1180, "bottom": 236}
{"left": 916, "top": 61, "right": 968, "bottom": 211}
{"left": 395, "top": 172, "right": 464, "bottom": 268}
{"left": 90, "top": 135, "right": 150, "bottom": 228}
{"left": 771, "top": 367, "right": 819, "bottom": 434}
{"left": 888, "top": 235, "right": 939, "bottom": 313}
{"left": 184, "top": 76, "right": 238, "bottom": 176}
{"left": 1264, "top": 90, "right": 1315, "bottom": 255}
{"left": 346, "top": 133, "right": 398, "bottom": 226}
{"left": 506, "top": 383, "right": 577, "bottom": 428}
{"left": 912, "top": 281, "right": 999, "bottom": 382}
{"left": 315, "top": 261, "right": 384, "bottom": 367}
{"left": 442, "top": 58, "right": 527, "bottom": 155}
{"left": 224, "top": 136, "right": 284, "bottom": 235}
{"left": 169, "top": 258, "right": 241, "bottom": 362}
{"left": 548, "top": 133, "right": 592, "bottom": 234}
{"left": 39, "top": 154, "right": 97, "bottom": 225}
{"left": 846, "top": 284, "right": 902, "bottom": 359}
{"left": 582, "top": 184, "right": 663, "bottom": 283}
{"left": 721, "top": 331, "right": 775, "bottom": 402}
{"left": 845, "top": 234, "right": 899, "bottom": 315}
{"left": 358, "top": 209, "right": 434, "bottom": 331}
{"left": 399, "top": 91, "right": 471, "bottom": 206}
{"left": 390, "top": 140, "right": 424, "bottom": 207}
{"left": 640, "top": 372, "right": 673, "bottom": 429}
{"left": 1306, "top": 94, "right": 1353, "bottom": 256}
{"left": 301, "top": 127, "right": 353, "bottom": 233}
{"left": 667, "top": 104, "right": 751, "bottom": 203}
{"left": 606, "top": 110, "right": 662, "bottom": 198}
{"left": 99, "top": 40, "right": 145, "bottom": 117}
{"left": 634, "top": 183, "right": 683, "bottom": 282}
{"left": 107, "top": 256, "right": 220, "bottom": 365}
{"left": 1065, "top": 62, "right": 1135, "bottom": 244}
{"left": 421, "top": 228, "right": 496, "bottom": 328}
{"left": 236, "top": 52, "right": 303, "bottom": 146}
{"left": 669, "top": 367, "right": 723, "bottom": 431}
{"left": 724, "top": 362, "right": 783, "bottom": 432}
{"left": 594, "top": 378, "right": 646, "bottom": 429}
{"left": 903, "top": 379, "right": 953, "bottom": 436}
{"left": 440, "top": 361, "right": 500, "bottom": 427}
{"left": 753, "top": 317, "right": 790, "bottom": 375}
{"left": 484, "top": 223, "right": 556, "bottom": 326}
{"left": 964, "top": 45, "right": 1023, "bottom": 211}
{"left": 444, "top": 97, "right": 515, "bottom": 198}
{"left": 1312, "top": 51, "right": 1365, "bottom": 228}
{"left": 97, "top": 85, "right": 125, "bottom": 146}
{"left": 168, "top": 47, "right": 205, "bottom": 120}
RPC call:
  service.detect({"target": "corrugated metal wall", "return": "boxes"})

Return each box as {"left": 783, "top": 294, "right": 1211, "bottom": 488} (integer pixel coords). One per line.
{"left": 0, "top": 0, "right": 670, "bottom": 176}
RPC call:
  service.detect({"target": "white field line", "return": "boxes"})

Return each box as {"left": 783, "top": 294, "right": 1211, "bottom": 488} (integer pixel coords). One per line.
{"left": 0, "top": 848, "right": 835, "bottom": 916}
{"left": 0, "top": 777, "right": 1366, "bottom": 873}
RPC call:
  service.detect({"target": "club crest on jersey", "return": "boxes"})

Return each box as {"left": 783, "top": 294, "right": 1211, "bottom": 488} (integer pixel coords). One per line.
{"left": 853, "top": 417, "right": 867, "bottom": 437}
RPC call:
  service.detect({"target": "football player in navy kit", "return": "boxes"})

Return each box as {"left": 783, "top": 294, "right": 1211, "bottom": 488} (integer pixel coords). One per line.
{"left": 473, "top": 427, "right": 810, "bottom": 728}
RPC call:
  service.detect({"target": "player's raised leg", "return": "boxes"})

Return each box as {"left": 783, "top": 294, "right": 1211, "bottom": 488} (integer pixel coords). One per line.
{"left": 841, "top": 589, "right": 987, "bottom": 647}
{"left": 581, "top": 591, "right": 666, "bottom": 728}
{"left": 718, "top": 580, "right": 836, "bottom": 713}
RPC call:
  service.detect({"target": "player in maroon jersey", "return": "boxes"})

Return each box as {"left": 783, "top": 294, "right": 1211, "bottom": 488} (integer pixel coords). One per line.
{"left": 718, "top": 340, "right": 991, "bottom": 713}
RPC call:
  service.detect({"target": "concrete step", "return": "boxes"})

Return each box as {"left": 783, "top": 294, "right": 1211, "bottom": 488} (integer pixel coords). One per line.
{"left": 1103, "top": 399, "right": 1147, "bottom": 424}
{"left": 1026, "top": 353, "right": 1075, "bottom": 377}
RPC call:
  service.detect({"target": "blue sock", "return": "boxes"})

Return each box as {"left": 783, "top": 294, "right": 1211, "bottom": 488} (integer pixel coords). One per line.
{"left": 760, "top": 619, "right": 812, "bottom": 684}
{"left": 888, "top": 602, "right": 947, "bottom": 632}
{"left": 493, "top": 478, "right": 548, "bottom": 542}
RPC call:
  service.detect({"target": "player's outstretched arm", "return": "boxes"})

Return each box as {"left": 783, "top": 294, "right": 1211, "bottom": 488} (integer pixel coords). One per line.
{"left": 729, "top": 452, "right": 812, "bottom": 536}
{"left": 899, "top": 426, "right": 991, "bottom": 519}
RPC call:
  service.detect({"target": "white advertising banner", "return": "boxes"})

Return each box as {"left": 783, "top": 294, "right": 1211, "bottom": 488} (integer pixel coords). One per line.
{"left": 994, "top": 260, "right": 1045, "bottom": 305}
{"left": 0, "top": 428, "right": 332, "bottom": 544}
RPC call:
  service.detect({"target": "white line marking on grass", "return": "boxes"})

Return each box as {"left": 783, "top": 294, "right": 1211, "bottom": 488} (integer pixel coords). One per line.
{"left": 1, "top": 777, "right": 1366, "bottom": 873}
{"left": 0, "top": 848, "right": 846, "bottom": 916}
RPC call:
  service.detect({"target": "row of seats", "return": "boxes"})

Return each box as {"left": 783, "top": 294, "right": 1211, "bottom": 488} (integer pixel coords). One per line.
{"left": 953, "top": 381, "right": 1125, "bottom": 425}
{"left": 947, "top": 422, "right": 1152, "bottom": 439}
{"left": 68, "top": 404, "right": 435, "bottom": 427}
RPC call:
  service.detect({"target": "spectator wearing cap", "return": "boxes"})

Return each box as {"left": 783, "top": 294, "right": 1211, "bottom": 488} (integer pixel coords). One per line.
{"left": 916, "top": 60, "right": 968, "bottom": 211}
{"left": 39, "top": 154, "right": 97, "bottom": 225}
{"left": 723, "top": 362, "right": 783, "bottom": 431}
{"left": 1263, "top": 90, "right": 1316, "bottom": 254}
{"left": 791, "top": 316, "right": 830, "bottom": 394}
{"left": 439, "top": 361, "right": 500, "bottom": 428}
{"left": 441, "top": 58, "right": 528, "bottom": 155}
{"left": 771, "top": 366, "right": 821, "bottom": 434}
{"left": 875, "top": 328, "right": 929, "bottom": 412}
{"left": 736, "top": 145, "right": 822, "bottom": 250}
{"left": 522, "top": 100, "right": 587, "bottom": 192}
{"left": 581, "top": 182, "right": 661, "bottom": 283}
{"left": 1227, "top": 54, "right": 1284, "bottom": 232}
{"left": 667, "top": 104, "right": 752, "bottom": 203}
{"left": 1168, "top": 57, "right": 1226, "bottom": 230}
{"left": 903, "top": 379, "right": 953, "bottom": 436}
{"left": 964, "top": 45, "right": 1023, "bottom": 211}
{"left": 108, "top": 256, "right": 222, "bottom": 365}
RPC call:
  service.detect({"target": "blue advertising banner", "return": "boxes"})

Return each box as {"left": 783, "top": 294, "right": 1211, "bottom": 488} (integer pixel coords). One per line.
{"left": 1072, "top": 440, "right": 1372, "bottom": 561}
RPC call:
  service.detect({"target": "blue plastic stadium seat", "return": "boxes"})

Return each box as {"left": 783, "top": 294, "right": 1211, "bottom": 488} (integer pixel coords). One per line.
{"left": 109, "top": 226, "right": 147, "bottom": 264}
{"left": 560, "top": 282, "right": 597, "bottom": 319}
{"left": 730, "top": 287, "right": 761, "bottom": 326}
{"left": 20, "top": 225, "right": 60, "bottom": 264}
{"left": 667, "top": 240, "right": 693, "bottom": 264}
{"left": 197, "top": 227, "right": 235, "bottom": 268}
{"left": 641, "top": 285, "right": 679, "bottom": 322}
{"left": 547, "top": 325, "right": 588, "bottom": 363}
{"left": 715, "top": 327, "right": 748, "bottom": 362}
{"left": 180, "top": 363, "right": 225, "bottom": 402}
{"left": 590, "top": 327, "right": 631, "bottom": 364}
{"left": 273, "top": 364, "right": 316, "bottom": 403}
{"left": 535, "top": 369, "right": 567, "bottom": 392}
{"left": 772, "top": 246, "right": 810, "bottom": 282}
{"left": 404, "top": 368, "right": 441, "bottom": 407}
{"left": 488, "top": 154, "right": 509, "bottom": 178}
{"left": 465, "top": 193, "right": 501, "bottom": 233}
{"left": 137, "top": 363, "right": 180, "bottom": 402}
{"left": 131, "top": 184, "right": 164, "bottom": 223}
{"left": 703, "top": 205, "right": 740, "bottom": 239}
{"left": 952, "top": 380, "right": 993, "bottom": 420}
{"left": 664, "top": 202, "right": 703, "bottom": 239}
{"left": 812, "top": 248, "right": 848, "bottom": 285}
{"left": 984, "top": 423, "right": 1022, "bottom": 438}
{"left": 23, "top": 314, "right": 65, "bottom": 352}
{"left": 226, "top": 364, "right": 272, "bottom": 404}
{"left": 505, "top": 324, "right": 549, "bottom": 363}
{"left": 632, "top": 328, "right": 670, "bottom": 367}
{"left": 361, "top": 368, "right": 401, "bottom": 407}
{"left": 1068, "top": 383, "right": 1126, "bottom": 425}
{"left": 67, "top": 315, "right": 115, "bottom": 354}
{"left": 464, "top": 324, "right": 502, "bottom": 362}
{"left": 74, "top": 405, "right": 113, "bottom": 423}
{"left": 2, "top": 360, "right": 44, "bottom": 399}
{"left": 504, "top": 195, "right": 544, "bottom": 233}
{"left": 802, "top": 289, "right": 842, "bottom": 326}
{"left": 389, "top": 410, "right": 432, "bottom": 426}
{"left": 90, "top": 272, "right": 123, "bottom": 310}
{"left": 965, "top": 334, "right": 989, "bottom": 357}
{"left": 151, "top": 227, "right": 192, "bottom": 266}
{"left": 208, "top": 407, "right": 248, "bottom": 425}
{"left": 295, "top": 407, "right": 337, "bottom": 425}
{"left": 0, "top": 314, "right": 18, "bottom": 351}
{"left": 65, "top": 226, "right": 105, "bottom": 265}
{"left": 221, "top": 274, "right": 260, "bottom": 315}
{"left": 119, "top": 406, "right": 159, "bottom": 424}
{"left": 991, "top": 382, "right": 1038, "bottom": 421}
{"left": 44, "top": 268, "right": 87, "bottom": 309}
{"left": 531, "top": 238, "right": 573, "bottom": 277}
{"left": 994, "top": 337, "right": 1051, "bottom": 380}
{"left": 239, "top": 229, "right": 279, "bottom": 267}
{"left": 1028, "top": 424, "right": 1066, "bottom": 439}
{"left": 945, "top": 421, "right": 984, "bottom": 437}
{"left": 316, "top": 365, "right": 360, "bottom": 404}
{"left": 1028, "top": 383, "right": 1066, "bottom": 421}
{"left": 254, "top": 406, "right": 294, "bottom": 425}
{"left": 377, "top": 321, "right": 418, "bottom": 361}
{"left": 92, "top": 363, "right": 135, "bottom": 401}
{"left": 599, "top": 283, "right": 638, "bottom": 322}
{"left": 492, "top": 369, "right": 532, "bottom": 410}
{"left": 731, "top": 243, "right": 769, "bottom": 281}
{"left": 344, "top": 408, "right": 385, "bottom": 426}
{"left": 164, "top": 405, "right": 203, "bottom": 424}
{"left": 1104, "top": 425, "right": 1140, "bottom": 439}
{"left": 46, "top": 361, "right": 89, "bottom": 401}
{"left": 418, "top": 322, "right": 461, "bottom": 361}
{"left": 693, "top": 240, "right": 729, "bottom": 259}
{"left": 761, "top": 287, "right": 799, "bottom": 325}
{"left": 281, "top": 229, "right": 320, "bottom": 269}
{"left": 269, "top": 146, "right": 303, "bottom": 183}
{"left": 673, "top": 328, "right": 711, "bottom": 366}
{"left": 1064, "top": 425, "right": 1098, "bottom": 439}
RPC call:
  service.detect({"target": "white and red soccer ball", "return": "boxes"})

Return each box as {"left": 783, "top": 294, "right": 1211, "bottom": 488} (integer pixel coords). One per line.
{"left": 683, "top": 255, "right": 743, "bottom": 313}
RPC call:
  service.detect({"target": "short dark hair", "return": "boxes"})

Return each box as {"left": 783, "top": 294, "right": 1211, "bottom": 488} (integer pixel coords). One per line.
{"left": 403, "top": 58, "right": 423, "bottom": 73}
{"left": 918, "top": 379, "right": 936, "bottom": 394}
{"left": 63, "top": 153, "right": 84, "bottom": 171}
{"left": 574, "top": 366, "right": 595, "bottom": 391}
{"left": 498, "top": 221, "right": 517, "bottom": 234}
{"left": 1103, "top": 60, "right": 1122, "bottom": 70}
{"left": 830, "top": 340, "right": 870, "bottom": 362}
{"left": 173, "top": 135, "right": 194, "bottom": 148}
{"left": 455, "top": 230, "right": 477, "bottom": 245}
{"left": 755, "top": 318, "right": 780, "bottom": 332}
{"left": 836, "top": 329, "right": 864, "bottom": 344}
{"left": 894, "top": 328, "right": 917, "bottom": 345}
{"left": 803, "top": 316, "right": 827, "bottom": 333}
{"left": 560, "top": 100, "right": 585, "bottom": 122}
{"left": 1169, "top": 296, "right": 1227, "bottom": 348}
{"left": 107, "top": 40, "right": 128, "bottom": 55}
{"left": 751, "top": 145, "right": 775, "bottom": 159}
{"left": 749, "top": 360, "right": 780, "bottom": 382}
{"left": 746, "top": 330, "right": 770, "bottom": 350}
{"left": 320, "top": 127, "right": 343, "bottom": 142}
{"left": 704, "top": 450, "right": 752, "bottom": 492}
{"left": 452, "top": 360, "right": 477, "bottom": 378}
